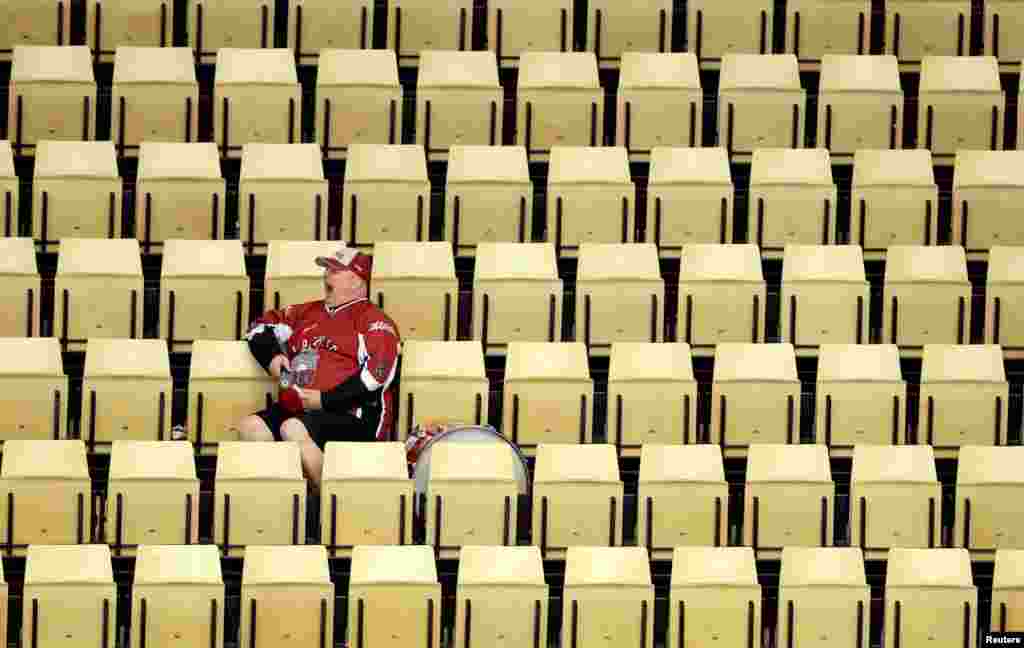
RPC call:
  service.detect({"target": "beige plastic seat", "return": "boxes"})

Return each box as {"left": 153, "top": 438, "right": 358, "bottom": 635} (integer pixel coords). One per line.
{"left": 712, "top": 344, "right": 800, "bottom": 457}
{"left": 321, "top": 442, "right": 414, "bottom": 557}
{"left": 516, "top": 53, "right": 602, "bottom": 161}
{"left": 670, "top": 547, "right": 761, "bottom": 648}
{"left": 647, "top": 148, "right": 733, "bottom": 255}
{"left": 816, "top": 345, "right": 906, "bottom": 454}
{"left": 638, "top": 445, "right": 728, "bottom": 559}
{"left": 532, "top": 444, "right": 623, "bottom": 559}
{"left": 992, "top": 550, "right": 1024, "bottom": 632}
{"left": 159, "top": 240, "right": 249, "bottom": 351}
{"left": 132, "top": 545, "right": 225, "bottom": 648}
{"left": 678, "top": 244, "right": 766, "bottom": 353}
{"left": 608, "top": 343, "right": 697, "bottom": 455}
{"left": 0, "top": 141, "right": 18, "bottom": 237}
{"left": 239, "top": 144, "right": 327, "bottom": 253}
{"left": 213, "top": 442, "right": 306, "bottom": 557}
{"left": 487, "top": 0, "right": 573, "bottom": 68}
{"left": 687, "top": 0, "right": 774, "bottom": 65}
{"left": 918, "top": 56, "right": 1004, "bottom": 159}
{"left": 818, "top": 56, "right": 903, "bottom": 157}
{"left": 956, "top": 446, "right": 1024, "bottom": 558}
{"left": 264, "top": 241, "right": 343, "bottom": 310}
{"left": 781, "top": 245, "right": 869, "bottom": 351}
{"left": 397, "top": 340, "right": 488, "bottom": 439}
{"left": 586, "top": 1, "right": 674, "bottom": 69}
{"left": 576, "top": 243, "right": 665, "bottom": 354}
{"left": 186, "top": 0, "right": 280, "bottom": 65}
{"left": 286, "top": 0, "right": 376, "bottom": 60}
{"left": 8, "top": 46, "right": 96, "bottom": 155}
{"left": 240, "top": 546, "right": 334, "bottom": 648}
{"left": 21, "top": 545, "right": 114, "bottom": 648}
{"left": 743, "top": 444, "right": 834, "bottom": 558}
{"left": 547, "top": 147, "right": 634, "bottom": 257}
{"left": 0, "top": 440, "right": 91, "bottom": 555}
{"left": 884, "top": 0, "right": 972, "bottom": 64}
{"left": 952, "top": 151, "right": 1024, "bottom": 257}
{"left": 85, "top": 0, "right": 174, "bottom": 64}
{"left": 984, "top": 5, "right": 1024, "bottom": 63}
{"left": 446, "top": 147, "right": 533, "bottom": 255}
{"left": 425, "top": 443, "right": 519, "bottom": 558}
{"left": 104, "top": 441, "right": 199, "bottom": 556}
{"left": 0, "top": 338, "right": 67, "bottom": 442}
{"left": 136, "top": 142, "right": 226, "bottom": 252}
{"left": 883, "top": 245, "right": 971, "bottom": 352}
{"left": 919, "top": 345, "right": 1008, "bottom": 457}
{"left": 851, "top": 150, "right": 937, "bottom": 258}
{"left": 455, "top": 546, "right": 548, "bottom": 648}
{"left": 883, "top": 548, "right": 976, "bottom": 648}
{"left": 55, "top": 239, "right": 144, "bottom": 351}
{"left": 0, "top": 238, "right": 41, "bottom": 337}
{"left": 32, "top": 141, "right": 122, "bottom": 253}
{"left": 718, "top": 55, "right": 805, "bottom": 157}
{"left": 0, "top": 1, "right": 71, "bottom": 61}
{"left": 347, "top": 545, "right": 441, "bottom": 648}
{"left": 214, "top": 49, "right": 301, "bottom": 159}
{"left": 416, "top": 51, "right": 503, "bottom": 160}
{"left": 385, "top": 0, "right": 474, "bottom": 65}
{"left": 343, "top": 145, "right": 430, "bottom": 247}
{"left": 314, "top": 50, "right": 402, "bottom": 160}
{"left": 373, "top": 242, "right": 457, "bottom": 341}
{"left": 749, "top": 149, "right": 837, "bottom": 256}
{"left": 777, "top": 547, "right": 869, "bottom": 648}
{"left": 785, "top": 0, "right": 872, "bottom": 64}
{"left": 562, "top": 547, "right": 653, "bottom": 647}
{"left": 986, "top": 246, "right": 1024, "bottom": 356}
{"left": 850, "top": 445, "right": 940, "bottom": 558}
{"left": 112, "top": 48, "right": 198, "bottom": 157}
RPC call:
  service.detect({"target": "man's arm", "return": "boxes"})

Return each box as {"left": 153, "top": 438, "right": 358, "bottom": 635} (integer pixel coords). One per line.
{"left": 243, "top": 305, "right": 300, "bottom": 372}
{"left": 321, "top": 317, "right": 400, "bottom": 414}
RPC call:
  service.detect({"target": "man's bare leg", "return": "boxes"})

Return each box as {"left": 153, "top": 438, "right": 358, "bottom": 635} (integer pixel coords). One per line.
{"left": 238, "top": 415, "right": 274, "bottom": 441}
{"left": 280, "top": 418, "right": 324, "bottom": 489}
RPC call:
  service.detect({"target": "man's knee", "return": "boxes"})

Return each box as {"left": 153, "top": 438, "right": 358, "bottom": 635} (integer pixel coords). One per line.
{"left": 280, "top": 418, "right": 314, "bottom": 444}
{"left": 238, "top": 415, "right": 273, "bottom": 442}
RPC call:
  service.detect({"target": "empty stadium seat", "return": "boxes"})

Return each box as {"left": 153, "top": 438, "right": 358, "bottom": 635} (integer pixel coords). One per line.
{"left": 0, "top": 141, "right": 17, "bottom": 237}
{"left": 670, "top": 547, "right": 761, "bottom": 648}
{"left": 749, "top": 149, "right": 837, "bottom": 254}
{"left": 712, "top": 343, "right": 800, "bottom": 456}
{"left": 214, "top": 442, "right": 306, "bottom": 557}
{"left": 22, "top": 545, "right": 114, "bottom": 648}
{"left": 386, "top": 0, "right": 473, "bottom": 65}
{"left": 986, "top": 246, "right": 1024, "bottom": 354}
{"left": 786, "top": 0, "right": 871, "bottom": 63}
{"left": 214, "top": 49, "right": 301, "bottom": 159}
{"left": 1, "top": 1, "right": 71, "bottom": 60}
{"left": 983, "top": 3, "right": 1024, "bottom": 63}
{"left": 55, "top": 239, "right": 144, "bottom": 351}
{"left": 816, "top": 344, "right": 906, "bottom": 453}
{"left": 321, "top": 442, "right": 413, "bottom": 557}
{"left": 455, "top": 546, "right": 548, "bottom": 648}
{"left": 548, "top": 147, "right": 635, "bottom": 255}
{"left": 638, "top": 444, "right": 728, "bottom": 558}
{"left": 576, "top": 243, "right": 664, "bottom": 352}
{"left": 487, "top": 0, "right": 572, "bottom": 68}
{"left": 446, "top": 146, "right": 532, "bottom": 254}
{"left": 239, "top": 144, "right": 328, "bottom": 253}
{"left": 777, "top": 547, "right": 869, "bottom": 648}
{"left": 112, "top": 48, "right": 198, "bottom": 157}
{"left": 744, "top": 444, "right": 834, "bottom": 557}
{"left": 992, "top": 550, "right": 1024, "bottom": 632}
{"left": 8, "top": 46, "right": 96, "bottom": 155}
{"left": 188, "top": 0, "right": 278, "bottom": 64}
{"left": 586, "top": 0, "right": 674, "bottom": 67}
{"left": 85, "top": 0, "right": 172, "bottom": 64}
{"left": 617, "top": 55, "right": 702, "bottom": 159}
{"left": 286, "top": 0, "right": 375, "bottom": 59}
{"left": 240, "top": 545, "right": 334, "bottom": 648}
{"left": 956, "top": 446, "right": 1024, "bottom": 556}
{"left": 687, "top": 0, "right": 774, "bottom": 63}
{"left": 397, "top": 340, "right": 487, "bottom": 438}
{"left": 136, "top": 142, "right": 226, "bottom": 252}
{"left": 533, "top": 444, "right": 623, "bottom": 558}
{"left": 32, "top": 140, "right": 121, "bottom": 253}
{"left": 264, "top": 241, "right": 344, "bottom": 310}
{"left": 678, "top": 244, "right": 766, "bottom": 351}
{"left": 159, "top": 240, "right": 248, "bottom": 350}
{"left": 647, "top": 148, "right": 733, "bottom": 254}
{"left": 718, "top": 55, "right": 804, "bottom": 156}
{"left": 883, "top": 0, "right": 971, "bottom": 62}
{"left": 132, "top": 545, "right": 224, "bottom": 648}
{"left": 343, "top": 145, "right": 430, "bottom": 247}
{"left": 517, "top": 53, "right": 602, "bottom": 160}
{"left": 851, "top": 149, "right": 937, "bottom": 257}
{"left": 0, "top": 238, "right": 41, "bottom": 337}
{"left": 0, "top": 440, "right": 91, "bottom": 554}
{"left": 103, "top": 440, "right": 199, "bottom": 554}
{"left": 817, "top": 56, "right": 903, "bottom": 156}
{"left": 0, "top": 338, "right": 66, "bottom": 441}
{"left": 314, "top": 50, "right": 401, "bottom": 160}
{"left": 918, "top": 56, "right": 1003, "bottom": 159}
{"left": 425, "top": 442, "right": 518, "bottom": 557}
{"left": 919, "top": 345, "right": 1008, "bottom": 456}
{"left": 780, "top": 244, "right": 869, "bottom": 349}
{"left": 608, "top": 343, "right": 696, "bottom": 454}
{"left": 850, "top": 445, "right": 940, "bottom": 556}
{"left": 562, "top": 547, "right": 653, "bottom": 647}
{"left": 883, "top": 245, "right": 971, "bottom": 351}
{"left": 372, "top": 241, "right": 457, "bottom": 341}
{"left": 347, "top": 545, "right": 441, "bottom": 648}
{"left": 883, "top": 548, "right": 976, "bottom": 648}
{"left": 952, "top": 150, "right": 1024, "bottom": 256}
{"left": 416, "top": 51, "right": 502, "bottom": 160}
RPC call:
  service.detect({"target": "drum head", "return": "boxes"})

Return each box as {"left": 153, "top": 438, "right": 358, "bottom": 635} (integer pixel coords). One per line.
{"left": 410, "top": 425, "right": 530, "bottom": 504}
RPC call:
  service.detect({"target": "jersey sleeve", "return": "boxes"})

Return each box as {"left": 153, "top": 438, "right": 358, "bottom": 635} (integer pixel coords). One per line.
{"left": 321, "top": 311, "right": 401, "bottom": 414}
{"left": 243, "top": 304, "right": 303, "bottom": 372}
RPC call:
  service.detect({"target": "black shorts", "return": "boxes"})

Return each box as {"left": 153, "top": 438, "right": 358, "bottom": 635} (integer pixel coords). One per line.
{"left": 255, "top": 402, "right": 378, "bottom": 449}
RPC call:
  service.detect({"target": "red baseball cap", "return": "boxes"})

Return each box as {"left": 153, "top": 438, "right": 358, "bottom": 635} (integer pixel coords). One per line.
{"left": 315, "top": 246, "right": 373, "bottom": 283}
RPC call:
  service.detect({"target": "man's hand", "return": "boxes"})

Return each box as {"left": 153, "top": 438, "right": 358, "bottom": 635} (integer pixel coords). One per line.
{"left": 269, "top": 354, "right": 291, "bottom": 379}
{"left": 296, "top": 387, "right": 323, "bottom": 411}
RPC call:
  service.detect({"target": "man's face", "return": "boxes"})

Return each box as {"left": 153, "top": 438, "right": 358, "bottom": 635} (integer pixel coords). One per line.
{"left": 324, "top": 266, "right": 366, "bottom": 306}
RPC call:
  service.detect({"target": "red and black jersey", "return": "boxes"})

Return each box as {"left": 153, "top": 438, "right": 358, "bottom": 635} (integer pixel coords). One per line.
{"left": 244, "top": 297, "right": 401, "bottom": 440}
